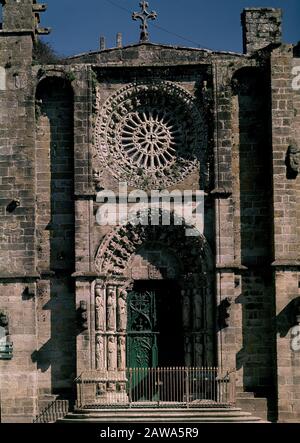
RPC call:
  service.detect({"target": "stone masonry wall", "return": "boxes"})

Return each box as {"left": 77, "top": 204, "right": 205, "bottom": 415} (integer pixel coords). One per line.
{"left": 0, "top": 2, "right": 37, "bottom": 423}
{"left": 271, "top": 45, "right": 300, "bottom": 422}
{"left": 234, "top": 68, "right": 272, "bottom": 266}
{"left": 0, "top": 34, "right": 35, "bottom": 275}
{"left": 36, "top": 78, "right": 75, "bottom": 271}
{"left": 216, "top": 60, "right": 276, "bottom": 405}
{"left": 2, "top": 0, "right": 34, "bottom": 32}
{"left": 35, "top": 78, "right": 76, "bottom": 402}
{"left": 293, "top": 57, "right": 300, "bottom": 253}
{"left": 0, "top": 282, "right": 37, "bottom": 422}
{"left": 0, "top": 3, "right": 300, "bottom": 423}
{"left": 233, "top": 67, "right": 275, "bottom": 393}
{"left": 242, "top": 8, "right": 282, "bottom": 54}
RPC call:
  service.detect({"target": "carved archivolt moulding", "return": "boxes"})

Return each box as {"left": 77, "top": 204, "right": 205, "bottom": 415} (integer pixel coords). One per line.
{"left": 94, "top": 81, "right": 207, "bottom": 188}
{"left": 95, "top": 217, "right": 212, "bottom": 278}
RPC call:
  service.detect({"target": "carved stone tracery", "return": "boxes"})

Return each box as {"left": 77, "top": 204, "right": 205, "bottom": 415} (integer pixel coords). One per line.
{"left": 120, "top": 110, "right": 177, "bottom": 170}
{"left": 94, "top": 81, "right": 207, "bottom": 188}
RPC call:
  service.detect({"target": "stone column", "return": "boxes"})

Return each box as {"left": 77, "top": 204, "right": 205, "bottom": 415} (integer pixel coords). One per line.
{"left": 212, "top": 63, "right": 237, "bottom": 376}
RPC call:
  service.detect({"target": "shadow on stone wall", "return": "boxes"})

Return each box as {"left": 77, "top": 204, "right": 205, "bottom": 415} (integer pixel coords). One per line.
{"left": 233, "top": 67, "right": 277, "bottom": 421}
{"left": 33, "top": 77, "right": 76, "bottom": 403}
{"left": 277, "top": 296, "right": 300, "bottom": 338}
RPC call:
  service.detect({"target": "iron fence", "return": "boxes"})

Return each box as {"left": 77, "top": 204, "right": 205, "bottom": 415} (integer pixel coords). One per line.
{"left": 33, "top": 400, "right": 69, "bottom": 423}
{"left": 75, "top": 367, "right": 236, "bottom": 409}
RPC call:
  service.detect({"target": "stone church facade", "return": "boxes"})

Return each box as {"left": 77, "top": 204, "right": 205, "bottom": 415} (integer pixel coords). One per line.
{"left": 0, "top": 0, "right": 300, "bottom": 423}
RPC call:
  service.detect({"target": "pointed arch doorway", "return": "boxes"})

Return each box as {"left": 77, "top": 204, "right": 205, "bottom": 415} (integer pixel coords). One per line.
{"left": 126, "top": 279, "right": 184, "bottom": 369}
{"left": 87, "top": 220, "right": 218, "bottom": 406}
{"left": 94, "top": 220, "right": 216, "bottom": 374}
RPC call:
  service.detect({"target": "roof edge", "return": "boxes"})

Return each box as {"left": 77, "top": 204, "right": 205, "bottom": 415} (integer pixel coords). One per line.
{"left": 67, "top": 42, "right": 245, "bottom": 60}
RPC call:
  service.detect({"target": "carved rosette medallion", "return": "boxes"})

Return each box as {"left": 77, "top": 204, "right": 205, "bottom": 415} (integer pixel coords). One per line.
{"left": 94, "top": 81, "right": 206, "bottom": 188}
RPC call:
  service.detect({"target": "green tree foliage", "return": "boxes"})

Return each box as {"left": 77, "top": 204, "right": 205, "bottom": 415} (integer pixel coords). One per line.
{"left": 33, "top": 39, "right": 65, "bottom": 65}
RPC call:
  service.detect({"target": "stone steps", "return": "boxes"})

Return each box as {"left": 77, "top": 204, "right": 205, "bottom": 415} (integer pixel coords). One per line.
{"left": 236, "top": 392, "right": 255, "bottom": 399}
{"left": 58, "top": 407, "right": 267, "bottom": 423}
{"left": 236, "top": 397, "right": 268, "bottom": 421}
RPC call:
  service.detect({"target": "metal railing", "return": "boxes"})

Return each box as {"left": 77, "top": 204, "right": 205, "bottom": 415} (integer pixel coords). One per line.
{"left": 75, "top": 367, "right": 236, "bottom": 409}
{"left": 33, "top": 399, "right": 69, "bottom": 423}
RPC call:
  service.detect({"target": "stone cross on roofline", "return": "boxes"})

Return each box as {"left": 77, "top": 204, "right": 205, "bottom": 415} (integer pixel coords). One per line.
{"left": 132, "top": 1, "right": 158, "bottom": 43}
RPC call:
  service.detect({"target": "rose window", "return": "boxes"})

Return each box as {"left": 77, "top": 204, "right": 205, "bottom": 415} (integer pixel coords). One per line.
{"left": 95, "top": 81, "right": 206, "bottom": 188}
{"left": 121, "top": 110, "right": 181, "bottom": 170}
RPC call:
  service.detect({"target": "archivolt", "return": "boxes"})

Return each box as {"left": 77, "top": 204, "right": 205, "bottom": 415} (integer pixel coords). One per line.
{"left": 95, "top": 212, "right": 213, "bottom": 278}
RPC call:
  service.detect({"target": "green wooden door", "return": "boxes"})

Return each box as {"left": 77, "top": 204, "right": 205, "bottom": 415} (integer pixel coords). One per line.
{"left": 127, "top": 290, "right": 158, "bottom": 369}
{"left": 127, "top": 290, "right": 159, "bottom": 401}
{"left": 126, "top": 284, "right": 184, "bottom": 402}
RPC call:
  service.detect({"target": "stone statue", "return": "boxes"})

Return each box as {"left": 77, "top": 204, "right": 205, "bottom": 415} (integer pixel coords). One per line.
{"left": 202, "top": 80, "right": 208, "bottom": 93}
{"left": 107, "top": 382, "right": 117, "bottom": 392}
{"left": 287, "top": 143, "right": 300, "bottom": 175}
{"left": 117, "top": 289, "right": 127, "bottom": 332}
{"left": 182, "top": 290, "right": 190, "bottom": 330}
{"left": 96, "top": 335, "right": 105, "bottom": 369}
{"left": 118, "top": 336, "right": 126, "bottom": 369}
{"left": 107, "top": 336, "right": 117, "bottom": 370}
{"left": 119, "top": 382, "right": 126, "bottom": 393}
{"left": 106, "top": 288, "right": 116, "bottom": 331}
{"left": 96, "top": 382, "right": 106, "bottom": 395}
{"left": 193, "top": 289, "right": 203, "bottom": 330}
{"left": 0, "top": 312, "right": 9, "bottom": 346}
{"left": 0, "top": 327, "right": 6, "bottom": 346}
{"left": 95, "top": 284, "right": 105, "bottom": 331}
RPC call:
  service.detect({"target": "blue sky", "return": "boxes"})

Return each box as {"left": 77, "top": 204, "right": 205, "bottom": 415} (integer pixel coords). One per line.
{"left": 41, "top": 0, "right": 300, "bottom": 57}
